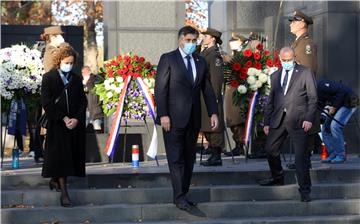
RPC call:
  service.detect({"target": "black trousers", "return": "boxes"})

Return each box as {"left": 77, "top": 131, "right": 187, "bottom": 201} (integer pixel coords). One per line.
{"left": 265, "top": 113, "right": 311, "bottom": 194}
{"left": 163, "top": 116, "right": 199, "bottom": 203}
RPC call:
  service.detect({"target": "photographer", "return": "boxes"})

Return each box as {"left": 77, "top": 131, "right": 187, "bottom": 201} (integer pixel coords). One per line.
{"left": 318, "top": 79, "right": 359, "bottom": 163}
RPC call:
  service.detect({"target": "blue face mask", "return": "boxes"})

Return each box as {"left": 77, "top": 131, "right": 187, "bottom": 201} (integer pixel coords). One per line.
{"left": 281, "top": 60, "right": 295, "bottom": 70}
{"left": 183, "top": 43, "right": 196, "bottom": 55}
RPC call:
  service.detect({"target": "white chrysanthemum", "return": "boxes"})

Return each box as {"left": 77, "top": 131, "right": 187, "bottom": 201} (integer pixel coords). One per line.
{"left": 108, "top": 77, "right": 115, "bottom": 83}
{"left": 237, "top": 85, "right": 247, "bottom": 94}
{"left": 106, "top": 91, "right": 113, "bottom": 98}
{"left": 115, "top": 87, "right": 122, "bottom": 93}
{"left": 247, "top": 75, "right": 257, "bottom": 85}
{"left": 259, "top": 73, "right": 268, "bottom": 83}
{"left": 116, "top": 76, "right": 123, "bottom": 83}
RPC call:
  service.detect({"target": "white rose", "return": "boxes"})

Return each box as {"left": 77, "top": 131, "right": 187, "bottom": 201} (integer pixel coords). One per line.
{"left": 250, "top": 84, "right": 258, "bottom": 91}
{"left": 255, "top": 69, "right": 262, "bottom": 76}
{"left": 108, "top": 77, "right": 115, "bottom": 83}
{"left": 256, "top": 80, "right": 263, "bottom": 88}
{"left": 237, "top": 85, "right": 247, "bottom": 94}
{"left": 247, "top": 68, "right": 257, "bottom": 76}
{"left": 106, "top": 91, "right": 113, "bottom": 98}
{"left": 247, "top": 75, "right": 256, "bottom": 85}
{"left": 110, "top": 84, "right": 116, "bottom": 90}
{"left": 259, "top": 73, "right": 268, "bottom": 83}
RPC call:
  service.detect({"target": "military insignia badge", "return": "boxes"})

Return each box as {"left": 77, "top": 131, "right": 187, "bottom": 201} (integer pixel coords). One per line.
{"left": 215, "top": 58, "right": 222, "bottom": 67}
{"left": 306, "top": 44, "right": 312, "bottom": 54}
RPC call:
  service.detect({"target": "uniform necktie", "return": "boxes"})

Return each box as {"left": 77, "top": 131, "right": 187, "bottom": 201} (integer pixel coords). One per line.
{"left": 282, "top": 70, "right": 289, "bottom": 93}
{"left": 185, "top": 55, "right": 194, "bottom": 84}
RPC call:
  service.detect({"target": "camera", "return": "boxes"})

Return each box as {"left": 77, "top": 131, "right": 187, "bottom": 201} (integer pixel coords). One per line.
{"left": 320, "top": 107, "right": 330, "bottom": 124}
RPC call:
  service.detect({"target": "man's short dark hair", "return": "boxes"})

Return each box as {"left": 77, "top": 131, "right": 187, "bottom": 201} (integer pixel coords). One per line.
{"left": 178, "top": 26, "right": 199, "bottom": 39}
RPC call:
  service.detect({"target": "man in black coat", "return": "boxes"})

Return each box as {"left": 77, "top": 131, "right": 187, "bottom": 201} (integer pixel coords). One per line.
{"left": 258, "top": 47, "right": 317, "bottom": 202}
{"left": 155, "top": 26, "right": 219, "bottom": 211}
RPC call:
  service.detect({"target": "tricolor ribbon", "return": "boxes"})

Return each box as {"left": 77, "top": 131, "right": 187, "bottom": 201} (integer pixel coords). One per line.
{"left": 104, "top": 76, "right": 158, "bottom": 159}
{"left": 135, "top": 77, "right": 158, "bottom": 159}
{"left": 243, "top": 90, "right": 258, "bottom": 146}
{"left": 104, "top": 76, "right": 132, "bottom": 157}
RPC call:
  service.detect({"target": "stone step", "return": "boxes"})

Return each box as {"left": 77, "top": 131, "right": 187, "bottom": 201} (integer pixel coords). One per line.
{"left": 3, "top": 168, "right": 360, "bottom": 190}
{"left": 63, "top": 215, "right": 360, "bottom": 224}
{"left": 2, "top": 199, "right": 359, "bottom": 224}
{"left": 2, "top": 183, "right": 359, "bottom": 207}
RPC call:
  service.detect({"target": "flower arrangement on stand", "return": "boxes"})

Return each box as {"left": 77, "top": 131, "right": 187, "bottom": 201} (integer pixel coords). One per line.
{"left": 94, "top": 53, "right": 156, "bottom": 121}
{"left": 224, "top": 43, "right": 280, "bottom": 134}
{"left": 0, "top": 44, "right": 44, "bottom": 111}
{"left": 94, "top": 53, "right": 159, "bottom": 159}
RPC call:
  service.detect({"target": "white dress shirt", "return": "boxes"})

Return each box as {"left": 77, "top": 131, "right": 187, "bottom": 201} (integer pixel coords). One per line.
{"left": 280, "top": 67, "right": 294, "bottom": 95}
{"left": 179, "top": 47, "right": 197, "bottom": 82}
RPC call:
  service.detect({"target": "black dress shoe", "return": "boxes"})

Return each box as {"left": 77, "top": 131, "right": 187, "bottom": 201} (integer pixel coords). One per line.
{"left": 186, "top": 199, "right": 197, "bottom": 207}
{"left": 175, "top": 201, "right": 192, "bottom": 211}
{"left": 258, "top": 178, "right": 284, "bottom": 186}
{"left": 300, "top": 194, "right": 311, "bottom": 202}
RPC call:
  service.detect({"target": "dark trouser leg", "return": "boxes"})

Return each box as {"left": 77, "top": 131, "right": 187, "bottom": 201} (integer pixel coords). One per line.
{"left": 265, "top": 124, "right": 288, "bottom": 180}
{"left": 289, "top": 129, "right": 311, "bottom": 194}
{"left": 163, "top": 123, "right": 197, "bottom": 203}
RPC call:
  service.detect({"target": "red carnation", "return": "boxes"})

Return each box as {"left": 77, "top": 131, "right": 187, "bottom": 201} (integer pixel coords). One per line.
{"left": 254, "top": 62, "right": 262, "bottom": 70}
{"left": 256, "top": 43, "right": 263, "bottom": 51}
{"left": 111, "top": 60, "right": 119, "bottom": 66}
{"left": 232, "top": 63, "right": 241, "bottom": 71}
{"left": 124, "top": 61, "right": 129, "bottom": 66}
{"left": 132, "top": 55, "right": 139, "bottom": 61}
{"left": 136, "top": 65, "right": 142, "bottom": 71}
{"left": 243, "top": 49, "right": 253, "bottom": 58}
{"left": 245, "top": 61, "right": 252, "bottom": 68}
{"left": 122, "top": 67, "right": 128, "bottom": 74}
{"left": 266, "top": 59, "right": 273, "bottom": 67}
{"left": 239, "top": 73, "right": 247, "bottom": 80}
{"left": 124, "top": 55, "right": 130, "bottom": 61}
{"left": 117, "top": 55, "right": 122, "bottom": 61}
{"left": 122, "top": 74, "right": 127, "bottom": 80}
{"left": 108, "top": 69, "right": 114, "bottom": 78}
{"left": 139, "top": 57, "right": 145, "bottom": 63}
{"left": 128, "top": 64, "right": 134, "bottom": 70}
{"left": 116, "top": 70, "right": 122, "bottom": 75}
{"left": 151, "top": 69, "right": 156, "bottom": 76}
{"left": 254, "top": 52, "right": 261, "bottom": 60}
{"left": 264, "top": 50, "right": 270, "bottom": 56}
{"left": 105, "top": 63, "right": 110, "bottom": 68}
{"left": 230, "top": 80, "right": 239, "bottom": 87}
{"left": 134, "top": 73, "right": 141, "bottom": 78}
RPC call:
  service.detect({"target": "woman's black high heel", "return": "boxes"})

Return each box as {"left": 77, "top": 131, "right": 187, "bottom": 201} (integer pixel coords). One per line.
{"left": 49, "top": 179, "right": 61, "bottom": 192}
{"left": 60, "top": 195, "right": 73, "bottom": 207}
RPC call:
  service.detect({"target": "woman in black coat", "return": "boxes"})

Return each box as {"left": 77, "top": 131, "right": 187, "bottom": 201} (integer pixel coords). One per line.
{"left": 41, "top": 43, "right": 87, "bottom": 207}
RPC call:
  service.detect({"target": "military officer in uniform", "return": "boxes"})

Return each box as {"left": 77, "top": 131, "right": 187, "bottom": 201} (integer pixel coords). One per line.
{"left": 199, "top": 28, "right": 225, "bottom": 166}
{"left": 288, "top": 10, "right": 320, "bottom": 168}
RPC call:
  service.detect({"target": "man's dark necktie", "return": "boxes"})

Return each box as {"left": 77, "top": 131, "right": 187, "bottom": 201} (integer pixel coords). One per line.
{"left": 282, "top": 70, "right": 289, "bottom": 93}
{"left": 185, "top": 55, "right": 194, "bottom": 85}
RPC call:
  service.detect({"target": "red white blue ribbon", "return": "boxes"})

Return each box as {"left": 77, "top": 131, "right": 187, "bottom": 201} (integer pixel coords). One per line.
{"left": 135, "top": 77, "right": 158, "bottom": 159}
{"left": 104, "top": 76, "right": 158, "bottom": 159}
{"left": 104, "top": 76, "right": 132, "bottom": 157}
{"left": 243, "top": 90, "right": 258, "bottom": 146}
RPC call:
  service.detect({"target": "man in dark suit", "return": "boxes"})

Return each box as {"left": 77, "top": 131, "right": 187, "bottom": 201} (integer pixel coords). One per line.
{"left": 258, "top": 47, "right": 317, "bottom": 202}
{"left": 155, "top": 26, "right": 219, "bottom": 211}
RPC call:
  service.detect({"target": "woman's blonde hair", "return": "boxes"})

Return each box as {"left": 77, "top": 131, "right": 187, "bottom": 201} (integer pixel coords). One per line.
{"left": 52, "top": 43, "right": 78, "bottom": 69}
